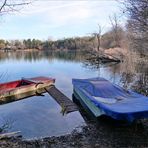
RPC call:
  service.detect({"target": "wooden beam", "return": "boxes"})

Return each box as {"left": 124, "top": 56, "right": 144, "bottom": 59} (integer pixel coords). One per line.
{"left": 45, "top": 86, "right": 78, "bottom": 114}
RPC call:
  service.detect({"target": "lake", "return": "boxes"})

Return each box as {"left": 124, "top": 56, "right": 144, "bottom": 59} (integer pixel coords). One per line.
{"left": 0, "top": 50, "right": 147, "bottom": 139}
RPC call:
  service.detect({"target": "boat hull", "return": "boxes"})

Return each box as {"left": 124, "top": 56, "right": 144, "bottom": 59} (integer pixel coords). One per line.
{"left": 73, "top": 87, "right": 105, "bottom": 118}
{"left": 0, "top": 76, "right": 55, "bottom": 104}
{"left": 72, "top": 78, "right": 148, "bottom": 122}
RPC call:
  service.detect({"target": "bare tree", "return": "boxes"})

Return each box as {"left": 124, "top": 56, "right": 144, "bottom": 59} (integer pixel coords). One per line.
{"left": 92, "top": 24, "right": 102, "bottom": 52}
{"left": 123, "top": 0, "right": 147, "bottom": 33}
{"left": 109, "top": 14, "right": 122, "bottom": 47}
{"left": 0, "top": 0, "right": 31, "bottom": 15}
{"left": 123, "top": 0, "right": 148, "bottom": 55}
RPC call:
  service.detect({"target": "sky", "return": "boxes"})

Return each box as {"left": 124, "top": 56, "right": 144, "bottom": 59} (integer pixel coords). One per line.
{"left": 0, "top": 0, "right": 126, "bottom": 40}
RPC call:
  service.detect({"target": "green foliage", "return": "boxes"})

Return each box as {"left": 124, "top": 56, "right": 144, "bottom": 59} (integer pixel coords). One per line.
{"left": 0, "top": 25, "right": 126, "bottom": 51}
{"left": 42, "top": 37, "right": 94, "bottom": 51}
{"left": 23, "top": 39, "right": 42, "bottom": 49}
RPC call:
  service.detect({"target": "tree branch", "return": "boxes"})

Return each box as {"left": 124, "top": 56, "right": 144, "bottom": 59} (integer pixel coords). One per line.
{"left": 0, "top": 0, "right": 7, "bottom": 12}
{"left": 0, "top": 0, "right": 31, "bottom": 14}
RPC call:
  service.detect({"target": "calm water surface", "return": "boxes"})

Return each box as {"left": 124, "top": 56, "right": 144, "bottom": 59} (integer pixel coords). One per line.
{"left": 0, "top": 50, "right": 146, "bottom": 139}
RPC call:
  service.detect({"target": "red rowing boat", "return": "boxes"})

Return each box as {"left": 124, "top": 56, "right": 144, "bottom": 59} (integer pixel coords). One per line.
{"left": 0, "top": 76, "right": 55, "bottom": 102}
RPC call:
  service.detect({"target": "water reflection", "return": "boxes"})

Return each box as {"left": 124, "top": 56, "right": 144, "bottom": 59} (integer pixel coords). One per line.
{"left": 119, "top": 58, "right": 148, "bottom": 96}
{"left": 0, "top": 93, "right": 85, "bottom": 139}
{"left": 0, "top": 50, "right": 85, "bottom": 62}
{"left": 0, "top": 50, "right": 90, "bottom": 139}
{"left": 84, "top": 53, "right": 147, "bottom": 96}
{"left": 0, "top": 50, "right": 147, "bottom": 139}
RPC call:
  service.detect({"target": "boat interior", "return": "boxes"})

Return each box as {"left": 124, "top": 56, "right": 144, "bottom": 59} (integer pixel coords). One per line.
{"left": 0, "top": 79, "right": 32, "bottom": 90}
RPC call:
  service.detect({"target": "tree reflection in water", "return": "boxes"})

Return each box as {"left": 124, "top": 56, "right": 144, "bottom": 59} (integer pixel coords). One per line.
{"left": 0, "top": 50, "right": 86, "bottom": 62}
{"left": 0, "top": 50, "right": 147, "bottom": 139}
{"left": 0, "top": 50, "right": 147, "bottom": 96}
{"left": 83, "top": 52, "right": 148, "bottom": 96}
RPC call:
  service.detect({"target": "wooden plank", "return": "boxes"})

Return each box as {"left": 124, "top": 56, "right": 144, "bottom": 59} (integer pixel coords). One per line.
{"left": 45, "top": 86, "right": 78, "bottom": 114}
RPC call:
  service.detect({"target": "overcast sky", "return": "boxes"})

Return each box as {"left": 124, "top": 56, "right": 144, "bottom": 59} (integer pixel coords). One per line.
{"left": 0, "top": 0, "right": 125, "bottom": 40}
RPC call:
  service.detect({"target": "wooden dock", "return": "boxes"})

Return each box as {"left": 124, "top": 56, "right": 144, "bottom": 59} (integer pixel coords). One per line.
{"left": 45, "top": 85, "right": 78, "bottom": 114}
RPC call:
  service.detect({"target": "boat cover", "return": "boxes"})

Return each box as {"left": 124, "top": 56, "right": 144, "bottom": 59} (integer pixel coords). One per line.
{"left": 72, "top": 77, "right": 148, "bottom": 122}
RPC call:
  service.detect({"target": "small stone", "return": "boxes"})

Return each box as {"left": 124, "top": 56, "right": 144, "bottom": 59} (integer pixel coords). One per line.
{"left": 95, "top": 143, "right": 100, "bottom": 147}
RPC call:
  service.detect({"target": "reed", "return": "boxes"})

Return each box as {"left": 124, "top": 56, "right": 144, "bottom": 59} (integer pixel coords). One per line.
{"left": 121, "top": 50, "right": 148, "bottom": 95}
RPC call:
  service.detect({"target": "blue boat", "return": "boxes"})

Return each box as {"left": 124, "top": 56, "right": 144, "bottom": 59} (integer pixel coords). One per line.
{"left": 72, "top": 78, "right": 148, "bottom": 122}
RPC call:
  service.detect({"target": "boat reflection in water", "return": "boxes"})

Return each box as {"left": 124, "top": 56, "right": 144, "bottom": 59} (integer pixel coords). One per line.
{"left": 0, "top": 50, "right": 147, "bottom": 141}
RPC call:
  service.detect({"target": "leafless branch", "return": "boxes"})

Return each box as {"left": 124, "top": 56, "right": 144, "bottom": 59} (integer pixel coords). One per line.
{"left": 109, "top": 14, "right": 121, "bottom": 47}
{"left": 122, "top": 0, "right": 148, "bottom": 54}
{"left": 0, "top": 0, "right": 31, "bottom": 14}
